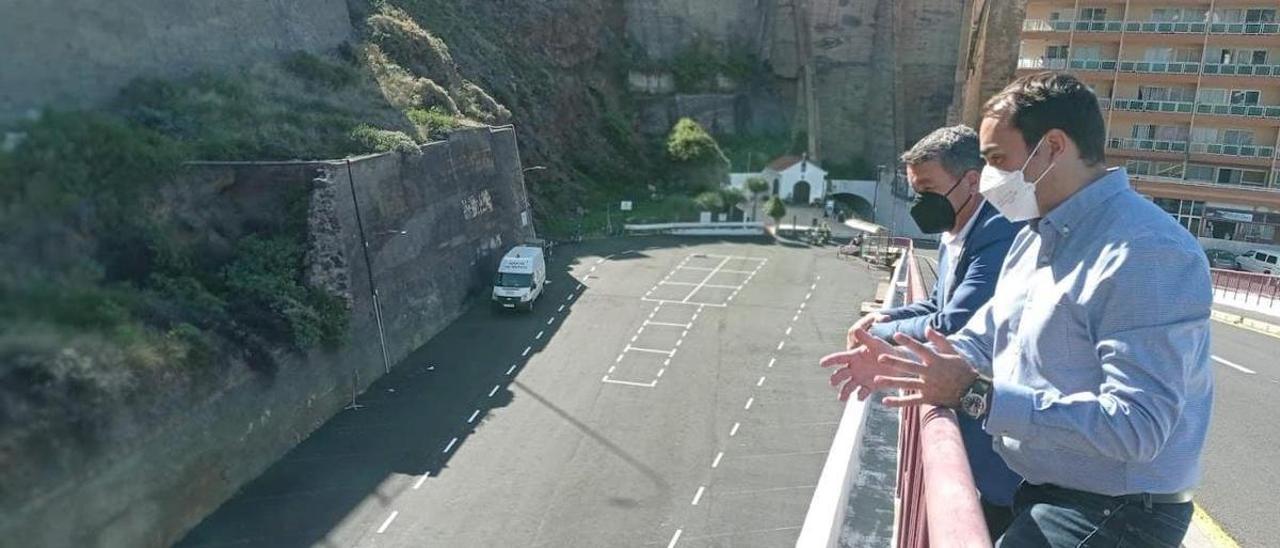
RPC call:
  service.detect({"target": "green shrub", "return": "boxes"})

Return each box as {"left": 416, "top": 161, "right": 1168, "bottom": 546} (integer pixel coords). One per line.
{"left": 765, "top": 195, "right": 787, "bottom": 224}
{"left": 350, "top": 124, "right": 419, "bottom": 153}
{"left": 282, "top": 51, "right": 358, "bottom": 89}
{"left": 667, "top": 118, "right": 723, "bottom": 164}
{"left": 220, "top": 235, "right": 347, "bottom": 350}
{"left": 406, "top": 106, "right": 460, "bottom": 138}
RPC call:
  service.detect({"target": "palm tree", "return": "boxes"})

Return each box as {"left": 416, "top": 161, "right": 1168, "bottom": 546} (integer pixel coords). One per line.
{"left": 745, "top": 177, "right": 769, "bottom": 221}
{"left": 720, "top": 187, "right": 746, "bottom": 220}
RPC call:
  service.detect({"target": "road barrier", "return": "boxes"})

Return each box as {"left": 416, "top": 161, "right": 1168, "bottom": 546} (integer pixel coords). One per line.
{"left": 1211, "top": 268, "right": 1280, "bottom": 310}
{"left": 623, "top": 221, "right": 765, "bottom": 236}
{"left": 894, "top": 245, "right": 990, "bottom": 547}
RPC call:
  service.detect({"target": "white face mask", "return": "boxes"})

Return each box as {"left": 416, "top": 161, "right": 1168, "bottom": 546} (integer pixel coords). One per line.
{"left": 979, "top": 137, "right": 1056, "bottom": 222}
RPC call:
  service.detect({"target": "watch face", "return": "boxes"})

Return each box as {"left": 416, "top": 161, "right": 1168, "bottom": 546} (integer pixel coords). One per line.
{"left": 961, "top": 393, "right": 985, "bottom": 418}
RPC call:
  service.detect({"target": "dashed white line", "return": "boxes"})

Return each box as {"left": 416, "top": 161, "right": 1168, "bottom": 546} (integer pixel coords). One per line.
{"left": 676, "top": 339, "right": 684, "bottom": 347}
{"left": 536, "top": 330, "right": 545, "bottom": 340}
{"left": 608, "top": 366, "right": 616, "bottom": 374}
{"left": 377, "top": 511, "right": 399, "bottom": 534}
{"left": 691, "top": 486, "right": 706, "bottom": 505}
{"left": 522, "top": 346, "right": 531, "bottom": 357}
{"left": 785, "top": 326, "right": 793, "bottom": 335}
{"left": 547, "top": 317, "right": 555, "bottom": 325}
{"left": 744, "top": 397, "right": 754, "bottom": 410}
{"left": 664, "top": 358, "right": 672, "bottom": 366}
{"left": 565, "top": 293, "right": 574, "bottom": 302}
{"left": 1212, "top": 355, "right": 1257, "bottom": 374}
{"left": 647, "top": 321, "right": 691, "bottom": 328}
{"left": 777, "top": 341, "right": 785, "bottom": 350}
{"left": 558, "top": 304, "right": 566, "bottom": 312}
{"left": 488, "top": 384, "right": 500, "bottom": 397}
{"left": 631, "top": 334, "right": 639, "bottom": 342}
{"left": 800, "top": 302, "right": 807, "bottom": 309}
{"left": 682, "top": 330, "right": 689, "bottom": 337}
{"left": 443, "top": 437, "right": 458, "bottom": 454}
{"left": 506, "top": 364, "right": 517, "bottom": 375}
{"left": 792, "top": 314, "right": 800, "bottom": 322}
{"left": 805, "top": 292, "right": 812, "bottom": 300}
{"left": 577, "top": 283, "right": 584, "bottom": 291}
{"left": 757, "top": 376, "right": 766, "bottom": 387}
{"left": 712, "top": 451, "right": 724, "bottom": 468}
{"left": 616, "top": 354, "right": 625, "bottom": 363}
{"left": 730, "top": 422, "right": 740, "bottom": 436}
{"left": 467, "top": 409, "right": 480, "bottom": 423}
{"left": 637, "top": 326, "right": 646, "bottom": 334}
{"left": 657, "top": 368, "right": 666, "bottom": 377}
{"left": 767, "top": 358, "right": 776, "bottom": 368}
{"left": 413, "top": 474, "right": 428, "bottom": 490}
{"left": 810, "top": 283, "right": 817, "bottom": 290}
{"left": 667, "top": 529, "right": 683, "bottom": 548}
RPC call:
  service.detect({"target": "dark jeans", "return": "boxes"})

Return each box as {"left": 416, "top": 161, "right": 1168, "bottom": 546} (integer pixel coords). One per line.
{"left": 996, "top": 483, "right": 1193, "bottom": 548}
{"left": 983, "top": 499, "right": 1015, "bottom": 541}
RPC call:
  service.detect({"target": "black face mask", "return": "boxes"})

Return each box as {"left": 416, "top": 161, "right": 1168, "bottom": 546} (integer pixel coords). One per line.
{"left": 909, "top": 174, "right": 973, "bottom": 234}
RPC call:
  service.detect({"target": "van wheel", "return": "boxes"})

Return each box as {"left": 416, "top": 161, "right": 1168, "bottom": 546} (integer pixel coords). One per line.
{"left": 524, "top": 299, "right": 536, "bottom": 313}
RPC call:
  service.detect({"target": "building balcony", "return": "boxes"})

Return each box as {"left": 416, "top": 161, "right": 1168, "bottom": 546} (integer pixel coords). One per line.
{"left": 1111, "top": 98, "right": 1195, "bottom": 114}
{"left": 1208, "top": 22, "right": 1280, "bottom": 36}
{"left": 1068, "top": 58, "right": 1119, "bottom": 72}
{"left": 1116, "top": 60, "right": 1201, "bottom": 75}
{"left": 1021, "top": 19, "right": 1280, "bottom": 36}
{"left": 1202, "top": 63, "right": 1280, "bottom": 77}
{"left": 1196, "top": 103, "right": 1280, "bottom": 120}
{"left": 1188, "top": 142, "right": 1277, "bottom": 159}
{"left": 1107, "top": 137, "right": 1189, "bottom": 153}
{"left": 1017, "top": 57, "right": 1068, "bottom": 70}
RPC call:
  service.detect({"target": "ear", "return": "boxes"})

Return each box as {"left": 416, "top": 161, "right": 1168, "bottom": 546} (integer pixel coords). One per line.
{"left": 964, "top": 168, "right": 981, "bottom": 192}
{"left": 1044, "top": 128, "right": 1071, "bottom": 159}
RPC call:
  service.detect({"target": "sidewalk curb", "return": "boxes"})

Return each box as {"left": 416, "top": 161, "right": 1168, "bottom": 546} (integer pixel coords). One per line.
{"left": 1210, "top": 309, "right": 1280, "bottom": 339}
{"left": 1183, "top": 504, "right": 1240, "bottom": 548}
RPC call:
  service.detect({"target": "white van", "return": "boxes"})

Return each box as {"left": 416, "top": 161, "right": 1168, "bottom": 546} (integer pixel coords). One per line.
{"left": 492, "top": 245, "right": 547, "bottom": 311}
{"left": 1236, "top": 249, "right": 1279, "bottom": 275}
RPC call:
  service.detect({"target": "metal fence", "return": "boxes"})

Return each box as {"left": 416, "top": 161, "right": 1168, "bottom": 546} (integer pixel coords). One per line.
{"left": 1212, "top": 268, "right": 1280, "bottom": 309}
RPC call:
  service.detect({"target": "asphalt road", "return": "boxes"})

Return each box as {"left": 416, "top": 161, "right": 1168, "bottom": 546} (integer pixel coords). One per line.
{"left": 1197, "top": 320, "right": 1280, "bottom": 547}
{"left": 178, "top": 236, "right": 882, "bottom": 547}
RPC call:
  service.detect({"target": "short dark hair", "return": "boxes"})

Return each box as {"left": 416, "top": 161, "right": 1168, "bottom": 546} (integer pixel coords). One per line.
{"left": 899, "top": 125, "right": 984, "bottom": 178}
{"left": 982, "top": 72, "right": 1106, "bottom": 165}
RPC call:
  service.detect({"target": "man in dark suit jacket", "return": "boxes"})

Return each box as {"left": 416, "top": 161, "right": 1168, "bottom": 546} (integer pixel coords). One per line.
{"left": 839, "top": 125, "right": 1025, "bottom": 537}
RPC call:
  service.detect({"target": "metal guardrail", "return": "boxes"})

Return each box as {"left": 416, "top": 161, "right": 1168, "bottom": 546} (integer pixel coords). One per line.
{"left": 1212, "top": 268, "right": 1280, "bottom": 308}
{"left": 895, "top": 246, "right": 989, "bottom": 548}
{"left": 1022, "top": 19, "right": 1280, "bottom": 35}
{"left": 797, "top": 237, "right": 912, "bottom": 548}
{"left": 1106, "top": 138, "right": 1189, "bottom": 153}
{"left": 1188, "top": 142, "right": 1277, "bottom": 159}
{"left": 623, "top": 221, "right": 765, "bottom": 236}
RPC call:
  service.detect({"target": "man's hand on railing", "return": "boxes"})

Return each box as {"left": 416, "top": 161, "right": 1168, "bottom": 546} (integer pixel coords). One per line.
{"left": 869, "top": 328, "right": 979, "bottom": 409}
{"left": 846, "top": 312, "right": 890, "bottom": 349}
{"left": 821, "top": 328, "right": 903, "bottom": 402}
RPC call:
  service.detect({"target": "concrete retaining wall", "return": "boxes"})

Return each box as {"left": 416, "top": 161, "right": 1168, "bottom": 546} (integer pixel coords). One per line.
{"left": 0, "top": 127, "right": 533, "bottom": 548}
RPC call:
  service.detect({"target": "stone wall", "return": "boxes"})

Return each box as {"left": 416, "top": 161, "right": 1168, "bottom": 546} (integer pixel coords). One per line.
{"left": 0, "top": 0, "right": 353, "bottom": 121}
{"left": 0, "top": 127, "right": 533, "bottom": 548}
{"left": 948, "top": 0, "right": 1028, "bottom": 128}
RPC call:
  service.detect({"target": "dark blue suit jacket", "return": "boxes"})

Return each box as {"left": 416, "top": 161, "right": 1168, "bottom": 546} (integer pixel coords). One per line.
{"left": 869, "top": 201, "right": 1025, "bottom": 507}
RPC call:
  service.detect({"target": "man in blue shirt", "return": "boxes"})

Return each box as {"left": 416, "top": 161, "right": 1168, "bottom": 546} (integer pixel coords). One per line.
{"left": 823, "top": 72, "right": 1212, "bottom": 546}
{"left": 837, "top": 125, "right": 1023, "bottom": 538}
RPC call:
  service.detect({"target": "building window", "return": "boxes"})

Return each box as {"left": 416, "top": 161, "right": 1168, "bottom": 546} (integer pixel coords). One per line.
{"left": 1230, "top": 90, "right": 1261, "bottom": 105}
{"left": 1079, "top": 7, "right": 1108, "bottom": 20}
{"left": 1237, "top": 222, "right": 1276, "bottom": 243}
{"left": 1154, "top": 198, "right": 1205, "bottom": 235}
{"left": 1199, "top": 88, "right": 1228, "bottom": 104}
{"left": 1187, "top": 164, "right": 1215, "bottom": 182}
{"left": 1217, "top": 48, "right": 1269, "bottom": 65}
{"left": 1152, "top": 8, "right": 1206, "bottom": 22}
{"left": 1045, "top": 45, "right": 1070, "bottom": 59}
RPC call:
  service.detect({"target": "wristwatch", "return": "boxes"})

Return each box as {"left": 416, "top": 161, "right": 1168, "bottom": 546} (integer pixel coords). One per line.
{"left": 959, "top": 375, "right": 993, "bottom": 420}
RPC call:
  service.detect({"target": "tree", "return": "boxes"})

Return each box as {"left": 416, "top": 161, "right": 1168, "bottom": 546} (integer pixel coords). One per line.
{"left": 694, "top": 190, "right": 725, "bottom": 214}
{"left": 765, "top": 195, "right": 787, "bottom": 228}
{"left": 720, "top": 187, "right": 746, "bottom": 220}
{"left": 666, "top": 118, "right": 729, "bottom": 192}
{"left": 745, "top": 177, "right": 770, "bottom": 221}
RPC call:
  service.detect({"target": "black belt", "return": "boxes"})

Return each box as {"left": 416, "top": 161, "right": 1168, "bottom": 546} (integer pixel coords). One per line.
{"left": 1038, "top": 483, "right": 1194, "bottom": 507}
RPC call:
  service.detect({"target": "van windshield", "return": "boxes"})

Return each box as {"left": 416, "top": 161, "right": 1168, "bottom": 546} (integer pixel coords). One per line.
{"left": 496, "top": 272, "right": 533, "bottom": 288}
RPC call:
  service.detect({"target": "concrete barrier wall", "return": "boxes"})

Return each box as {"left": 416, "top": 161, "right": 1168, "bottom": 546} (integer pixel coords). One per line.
{"left": 0, "top": 127, "right": 533, "bottom": 548}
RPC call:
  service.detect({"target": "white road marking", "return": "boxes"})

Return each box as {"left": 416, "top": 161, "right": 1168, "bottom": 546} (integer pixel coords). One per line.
{"left": 608, "top": 366, "right": 616, "bottom": 374}
{"left": 777, "top": 341, "right": 785, "bottom": 350}
{"left": 805, "top": 292, "right": 812, "bottom": 300}
{"left": 413, "top": 474, "right": 428, "bottom": 490}
{"left": 536, "top": 330, "right": 544, "bottom": 340}
{"left": 522, "top": 346, "right": 531, "bottom": 357}
{"left": 377, "top": 511, "right": 399, "bottom": 534}
{"left": 631, "top": 335, "right": 639, "bottom": 342}
{"left": 507, "top": 364, "right": 517, "bottom": 375}
{"left": 676, "top": 339, "right": 683, "bottom": 347}
{"left": 630, "top": 346, "right": 675, "bottom": 356}
{"left": 785, "top": 326, "right": 792, "bottom": 335}
{"left": 657, "top": 368, "right": 665, "bottom": 377}
{"left": 566, "top": 293, "right": 574, "bottom": 301}
{"left": 792, "top": 314, "right": 799, "bottom": 322}
{"left": 730, "top": 422, "right": 740, "bottom": 436}
{"left": 800, "top": 302, "right": 806, "bottom": 309}
{"left": 616, "top": 354, "right": 625, "bottom": 363}
{"left": 547, "top": 317, "right": 555, "bottom": 325}
{"left": 682, "top": 256, "right": 731, "bottom": 303}
{"left": 816, "top": 275, "right": 822, "bottom": 280}
{"left": 647, "top": 321, "right": 692, "bottom": 328}
{"left": 467, "top": 409, "right": 480, "bottom": 423}
{"left": 443, "top": 437, "right": 458, "bottom": 453}
{"left": 667, "top": 529, "right": 683, "bottom": 548}
{"left": 577, "top": 283, "right": 583, "bottom": 290}
{"left": 768, "top": 358, "right": 776, "bottom": 368}
{"left": 810, "top": 283, "right": 817, "bottom": 290}
{"left": 602, "top": 377, "right": 657, "bottom": 388}
{"left": 682, "top": 330, "right": 689, "bottom": 337}
{"left": 637, "top": 326, "right": 646, "bottom": 334}
{"left": 712, "top": 451, "right": 724, "bottom": 468}
{"left": 1213, "top": 355, "right": 1257, "bottom": 374}
{"left": 745, "top": 397, "right": 754, "bottom": 410}
{"left": 660, "top": 281, "right": 742, "bottom": 289}
{"left": 757, "top": 376, "right": 766, "bottom": 387}
{"left": 489, "top": 384, "right": 500, "bottom": 397}
{"left": 664, "top": 358, "right": 672, "bottom": 366}
{"left": 558, "top": 304, "right": 566, "bottom": 312}
{"left": 691, "top": 486, "right": 706, "bottom": 505}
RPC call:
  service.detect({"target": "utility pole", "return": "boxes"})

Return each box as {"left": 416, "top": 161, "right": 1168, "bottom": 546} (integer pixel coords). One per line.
{"left": 794, "top": 0, "right": 820, "bottom": 162}
{"left": 346, "top": 159, "right": 393, "bottom": 382}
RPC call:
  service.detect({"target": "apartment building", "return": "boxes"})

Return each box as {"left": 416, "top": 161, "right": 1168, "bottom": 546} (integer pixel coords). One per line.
{"left": 1015, "top": 1, "right": 1280, "bottom": 248}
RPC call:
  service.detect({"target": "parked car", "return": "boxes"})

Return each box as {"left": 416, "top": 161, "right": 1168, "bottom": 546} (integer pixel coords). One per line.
{"left": 1205, "top": 249, "right": 1241, "bottom": 270}
{"left": 1236, "top": 249, "right": 1280, "bottom": 275}
{"left": 492, "top": 245, "right": 547, "bottom": 312}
